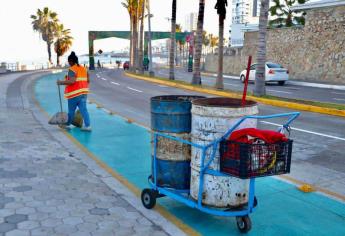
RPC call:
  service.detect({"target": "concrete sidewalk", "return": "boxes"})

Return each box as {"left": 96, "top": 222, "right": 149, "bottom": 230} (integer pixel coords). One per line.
{"left": 0, "top": 72, "right": 183, "bottom": 236}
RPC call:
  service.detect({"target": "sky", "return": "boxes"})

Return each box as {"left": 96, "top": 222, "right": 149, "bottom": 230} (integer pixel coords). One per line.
{"left": 0, "top": 0, "right": 232, "bottom": 64}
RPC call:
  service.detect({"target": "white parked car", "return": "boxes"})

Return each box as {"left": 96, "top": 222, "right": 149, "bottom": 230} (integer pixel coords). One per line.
{"left": 240, "top": 62, "right": 289, "bottom": 85}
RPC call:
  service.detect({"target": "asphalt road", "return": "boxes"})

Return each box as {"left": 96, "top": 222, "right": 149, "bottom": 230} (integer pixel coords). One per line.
{"left": 88, "top": 68, "right": 345, "bottom": 196}
{"left": 154, "top": 67, "right": 345, "bottom": 105}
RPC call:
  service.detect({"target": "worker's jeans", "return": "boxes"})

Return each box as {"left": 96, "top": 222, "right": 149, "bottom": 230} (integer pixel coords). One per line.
{"left": 67, "top": 94, "right": 90, "bottom": 127}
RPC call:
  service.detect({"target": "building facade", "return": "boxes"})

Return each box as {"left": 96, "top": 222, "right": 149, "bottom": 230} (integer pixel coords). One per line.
{"left": 184, "top": 12, "right": 198, "bottom": 32}
{"left": 230, "top": 0, "right": 261, "bottom": 47}
{"left": 231, "top": 0, "right": 260, "bottom": 24}
{"left": 207, "top": 0, "right": 345, "bottom": 84}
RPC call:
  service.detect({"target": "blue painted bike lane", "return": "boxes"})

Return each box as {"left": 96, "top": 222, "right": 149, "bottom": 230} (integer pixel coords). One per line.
{"left": 35, "top": 73, "right": 345, "bottom": 235}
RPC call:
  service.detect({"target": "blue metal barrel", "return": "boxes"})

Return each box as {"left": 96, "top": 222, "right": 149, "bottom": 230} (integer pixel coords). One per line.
{"left": 151, "top": 95, "right": 204, "bottom": 133}
{"left": 151, "top": 95, "right": 204, "bottom": 189}
{"left": 154, "top": 159, "right": 191, "bottom": 190}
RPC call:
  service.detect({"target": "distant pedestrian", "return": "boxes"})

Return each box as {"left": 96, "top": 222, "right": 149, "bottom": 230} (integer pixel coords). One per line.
{"left": 97, "top": 59, "right": 101, "bottom": 68}
{"left": 57, "top": 51, "right": 91, "bottom": 131}
{"left": 143, "top": 57, "right": 149, "bottom": 71}
{"left": 116, "top": 60, "right": 121, "bottom": 69}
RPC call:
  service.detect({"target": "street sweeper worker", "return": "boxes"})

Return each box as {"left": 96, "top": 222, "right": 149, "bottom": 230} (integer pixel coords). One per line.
{"left": 57, "top": 51, "right": 91, "bottom": 131}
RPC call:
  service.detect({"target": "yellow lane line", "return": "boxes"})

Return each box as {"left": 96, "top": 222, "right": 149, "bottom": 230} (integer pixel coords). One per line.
{"left": 122, "top": 72, "right": 345, "bottom": 203}
{"left": 62, "top": 132, "right": 200, "bottom": 236}
{"left": 280, "top": 175, "right": 345, "bottom": 202}
{"left": 124, "top": 72, "right": 345, "bottom": 118}
{"left": 88, "top": 96, "right": 345, "bottom": 203}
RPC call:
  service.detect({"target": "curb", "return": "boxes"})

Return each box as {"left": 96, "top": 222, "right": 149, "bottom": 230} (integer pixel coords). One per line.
{"left": 124, "top": 72, "right": 345, "bottom": 118}
{"left": 201, "top": 71, "right": 345, "bottom": 91}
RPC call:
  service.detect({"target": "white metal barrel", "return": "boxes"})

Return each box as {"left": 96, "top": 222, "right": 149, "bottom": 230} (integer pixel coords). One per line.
{"left": 190, "top": 97, "right": 258, "bottom": 208}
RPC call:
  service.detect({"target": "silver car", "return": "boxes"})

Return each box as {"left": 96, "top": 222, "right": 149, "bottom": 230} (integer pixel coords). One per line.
{"left": 240, "top": 62, "right": 289, "bottom": 85}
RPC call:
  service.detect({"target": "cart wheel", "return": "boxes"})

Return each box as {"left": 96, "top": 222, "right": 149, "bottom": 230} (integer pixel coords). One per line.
{"left": 141, "top": 189, "right": 157, "bottom": 209}
{"left": 236, "top": 215, "right": 252, "bottom": 233}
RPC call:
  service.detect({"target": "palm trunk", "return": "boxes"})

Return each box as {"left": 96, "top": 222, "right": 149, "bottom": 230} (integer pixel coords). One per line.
{"left": 182, "top": 44, "right": 185, "bottom": 67}
{"left": 129, "top": 16, "right": 133, "bottom": 70}
{"left": 181, "top": 45, "right": 183, "bottom": 66}
{"left": 169, "top": 0, "right": 176, "bottom": 80}
{"left": 215, "top": 14, "right": 224, "bottom": 90}
{"left": 133, "top": 16, "right": 139, "bottom": 72}
{"left": 138, "top": 0, "right": 145, "bottom": 74}
{"left": 56, "top": 40, "right": 60, "bottom": 67}
{"left": 57, "top": 54, "right": 60, "bottom": 67}
{"left": 147, "top": 0, "right": 154, "bottom": 75}
{"left": 191, "top": 0, "right": 205, "bottom": 85}
{"left": 47, "top": 42, "right": 52, "bottom": 65}
{"left": 254, "top": 0, "right": 270, "bottom": 96}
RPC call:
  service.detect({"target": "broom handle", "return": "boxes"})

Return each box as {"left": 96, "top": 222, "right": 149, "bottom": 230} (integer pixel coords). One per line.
{"left": 57, "top": 83, "right": 63, "bottom": 113}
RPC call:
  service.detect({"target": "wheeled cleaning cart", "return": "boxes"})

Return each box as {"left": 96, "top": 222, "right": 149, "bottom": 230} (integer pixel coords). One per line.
{"left": 142, "top": 97, "right": 300, "bottom": 233}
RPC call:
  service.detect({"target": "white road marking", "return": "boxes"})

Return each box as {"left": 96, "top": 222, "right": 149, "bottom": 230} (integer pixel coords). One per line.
{"left": 333, "top": 98, "right": 345, "bottom": 101}
{"left": 267, "top": 89, "right": 292, "bottom": 94}
{"left": 261, "top": 121, "right": 345, "bottom": 141}
{"left": 102, "top": 108, "right": 111, "bottom": 113}
{"left": 224, "top": 82, "right": 239, "bottom": 87}
{"left": 224, "top": 75, "right": 240, "bottom": 80}
{"left": 127, "top": 87, "right": 143, "bottom": 93}
{"left": 288, "top": 81, "right": 345, "bottom": 90}
{"left": 208, "top": 73, "right": 240, "bottom": 80}
{"left": 332, "top": 92, "right": 345, "bottom": 95}
{"left": 111, "top": 82, "right": 120, "bottom": 85}
{"left": 286, "top": 87, "right": 301, "bottom": 91}
{"left": 101, "top": 78, "right": 107, "bottom": 81}
{"left": 158, "top": 85, "right": 168, "bottom": 88}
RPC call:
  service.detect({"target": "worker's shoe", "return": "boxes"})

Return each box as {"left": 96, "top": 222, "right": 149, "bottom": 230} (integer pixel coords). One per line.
{"left": 58, "top": 124, "right": 72, "bottom": 130}
{"left": 81, "top": 126, "right": 92, "bottom": 132}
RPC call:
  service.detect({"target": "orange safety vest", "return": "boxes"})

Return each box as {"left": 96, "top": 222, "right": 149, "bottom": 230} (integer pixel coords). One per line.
{"left": 64, "top": 65, "right": 89, "bottom": 99}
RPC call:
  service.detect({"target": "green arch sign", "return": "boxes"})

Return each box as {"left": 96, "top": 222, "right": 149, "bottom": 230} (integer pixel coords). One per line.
{"left": 88, "top": 31, "right": 190, "bottom": 70}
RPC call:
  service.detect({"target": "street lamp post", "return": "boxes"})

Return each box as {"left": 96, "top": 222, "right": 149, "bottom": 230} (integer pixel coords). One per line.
{"left": 146, "top": 0, "right": 154, "bottom": 77}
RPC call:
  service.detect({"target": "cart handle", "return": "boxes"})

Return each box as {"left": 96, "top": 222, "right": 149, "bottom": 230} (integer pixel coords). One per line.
{"left": 207, "top": 112, "right": 300, "bottom": 148}
{"left": 153, "top": 112, "right": 300, "bottom": 150}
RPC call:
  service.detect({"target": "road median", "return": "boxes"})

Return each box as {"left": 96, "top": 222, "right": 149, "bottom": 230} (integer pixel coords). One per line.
{"left": 124, "top": 72, "right": 345, "bottom": 117}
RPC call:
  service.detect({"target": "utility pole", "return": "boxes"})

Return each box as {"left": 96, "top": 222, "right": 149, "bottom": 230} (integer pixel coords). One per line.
{"left": 146, "top": 0, "right": 154, "bottom": 76}
{"left": 165, "top": 17, "right": 172, "bottom": 68}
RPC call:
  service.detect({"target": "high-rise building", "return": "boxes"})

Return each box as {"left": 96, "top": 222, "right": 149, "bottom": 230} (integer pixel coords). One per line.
{"left": 229, "top": 0, "right": 261, "bottom": 47}
{"left": 231, "top": 0, "right": 260, "bottom": 24}
{"left": 184, "top": 13, "right": 198, "bottom": 32}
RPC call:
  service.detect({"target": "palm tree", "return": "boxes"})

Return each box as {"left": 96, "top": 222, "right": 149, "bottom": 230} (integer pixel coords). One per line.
{"left": 122, "top": 0, "right": 133, "bottom": 69}
{"left": 169, "top": 0, "right": 177, "bottom": 80}
{"left": 201, "top": 31, "right": 209, "bottom": 69}
{"left": 191, "top": 0, "right": 205, "bottom": 85}
{"left": 214, "top": 0, "right": 227, "bottom": 90}
{"left": 202, "top": 31, "right": 210, "bottom": 55}
{"left": 269, "top": 0, "right": 308, "bottom": 27}
{"left": 176, "top": 24, "right": 183, "bottom": 67}
{"left": 31, "top": 7, "right": 59, "bottom": 65}
{"left": 54, "top": 24, "right": 73, "bottom": 66}
{"left": 133, "top": 0, "right": 139, "bottom": 71}
{"left": 209, "top": 34, "right": 218, "bottom": 54}
{"left": 138, "top": 0, "right": 146, "bottom": 74}
{"left": 254, "top": 0, "right": 270, "bottom": 96}
{"left": 122, "top": 0, "right": 138, "bottom": 71}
